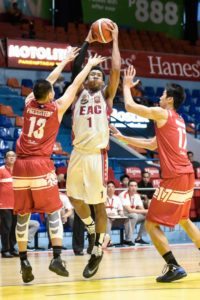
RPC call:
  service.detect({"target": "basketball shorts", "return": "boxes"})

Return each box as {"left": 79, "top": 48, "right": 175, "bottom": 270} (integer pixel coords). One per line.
{"left": 66, "top": 149, "right": 108, "bottom": 204}
{"left": 147, "top": 173, "right": 194, "bottom": 227}
{"left": 13, "top": 158, "right": 62, "bottom": 214}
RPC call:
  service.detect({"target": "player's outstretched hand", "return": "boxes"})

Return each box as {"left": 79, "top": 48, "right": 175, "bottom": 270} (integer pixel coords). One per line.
{"left": 110, "top": 124, "right": 123, "bottom": 140}
{"left": 123, "top": 65, "right": 140, "bottom": 88}
{"left": 87, "top": 53, "right": 106, "bottom": 67}
{"left": 65, "top": 46, "right": 80, "bottom": 62}
{"left": 109, "top": 22, "right": 118, "bottom": 40}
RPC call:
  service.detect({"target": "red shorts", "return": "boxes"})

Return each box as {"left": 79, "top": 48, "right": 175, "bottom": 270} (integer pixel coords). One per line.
{"left": 147, "top": 173, "right": 194, "bottom": 227}
{"left": 13, "top": 158, "right": 62, "bottom": 214}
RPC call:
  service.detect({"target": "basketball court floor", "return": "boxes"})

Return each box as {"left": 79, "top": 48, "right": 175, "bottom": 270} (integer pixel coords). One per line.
{"left": 0, "top": 244, "right": 200, "bottom": 300}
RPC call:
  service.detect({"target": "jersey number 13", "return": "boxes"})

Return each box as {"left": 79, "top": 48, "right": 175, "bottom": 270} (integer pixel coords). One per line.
{"left": 28, "top": 116, "right": 47, "bottom": 139}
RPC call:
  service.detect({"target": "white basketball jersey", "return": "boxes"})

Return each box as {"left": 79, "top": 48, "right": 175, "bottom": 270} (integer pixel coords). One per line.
{"left": 72, "top": 89, "right": 110, "bottom": 152}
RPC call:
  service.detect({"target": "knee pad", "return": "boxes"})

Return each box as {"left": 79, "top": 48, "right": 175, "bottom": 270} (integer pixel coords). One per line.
{"left": 16, "top": 214, "right": 31, "bottom": 242}
{"left": 47, "top": 211, "right": 63, "bottom": 240}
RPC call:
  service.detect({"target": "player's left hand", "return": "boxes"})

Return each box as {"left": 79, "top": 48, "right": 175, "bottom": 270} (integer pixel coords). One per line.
{"left": 65, "top": 46, "right": 80, "bottom": 62}
{"left": 123, "top": 65, "right": 140, "bottom": 88}
{"left": 108, "top": 22, "right": 118, "bottom": 40}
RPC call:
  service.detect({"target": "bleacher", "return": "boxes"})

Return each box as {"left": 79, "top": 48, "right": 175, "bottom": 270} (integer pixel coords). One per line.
{"left": 1, "top": 20, "right": 200, "bottom": 56}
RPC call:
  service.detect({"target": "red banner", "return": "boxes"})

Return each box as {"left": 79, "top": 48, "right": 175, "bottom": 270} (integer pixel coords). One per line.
{"left": 88, "top": 48, "right": 200, "bottom": 82}
{"left": 124, "top": 50, "right": 200, "bottom": 82}
{"left": 6, "top": 39, "right": 200, "bottom": 81}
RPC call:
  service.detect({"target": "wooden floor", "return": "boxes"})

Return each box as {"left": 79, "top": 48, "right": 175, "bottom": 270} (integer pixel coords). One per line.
{"left": 0, "top": 244, "right": 200, "bottom": 300}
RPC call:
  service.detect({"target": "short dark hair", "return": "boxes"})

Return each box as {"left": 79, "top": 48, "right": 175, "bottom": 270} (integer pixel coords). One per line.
{"left": 120, "top": 174, "right": 130, "bottom": 182}
{"left": 165, "top": 83, "right": 185, "bottom": 110}
{"left": 142, "top": 171, "right": 150, "bottom": 177}
{"left": 187, "top": 151, "right": 193, "bottom": 156}
{"left": 90, "top": 66, "right": 105, "bottom": 81}
{"left": 107, "top": 181, "right": 116, "bottom": 187}
{"left": 128, "top": 179, "right": 138, "bottom": 186}
{"left": 33, "top": 79, "right": 52, "bottom": 100}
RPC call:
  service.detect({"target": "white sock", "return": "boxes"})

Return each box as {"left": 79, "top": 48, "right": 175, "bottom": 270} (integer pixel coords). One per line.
{"left": 82, "top": 216, "right": 95, "bottom": 234}
{"left": 96, "top": 233, "right": 105, "bottom": 245}
{"left": 92, "top": 245, "right": 103, "bottom": 256}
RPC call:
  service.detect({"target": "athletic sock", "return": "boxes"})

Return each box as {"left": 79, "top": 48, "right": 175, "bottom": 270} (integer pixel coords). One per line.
{"left": 87, "top": 233, "right": 105, "bottom": 256}
{"left": 162, "top": 251, "right": 179, "bottom": 266}
{"left": 19, "top": 251, "right": 27, "bottom": 261}
{"left": 92, "top": 245, "right": 103, "bottom": 256}
{"left": 95, "top": 233, "right": 105, "bottom": 247}
{"left": 82, "top": 216, "right": 95, "bottom": 234}
{"left": 52, "top": 246, "right": 62, "bottom": 259}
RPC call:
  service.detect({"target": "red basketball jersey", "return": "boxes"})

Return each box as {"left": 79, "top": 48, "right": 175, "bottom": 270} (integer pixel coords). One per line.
{"left": 0, "top": 165, "right": 14, "bottom": 209}
{"left": 16, "top": 98, "right": 60, "bottom": 157}
{"left": 155, "top": 109, "right": 193, "bottom": 178}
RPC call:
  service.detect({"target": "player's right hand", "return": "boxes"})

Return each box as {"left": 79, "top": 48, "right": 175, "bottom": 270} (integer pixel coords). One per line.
{"left": 86, "top": 28, "right": 98, "bottom": 43}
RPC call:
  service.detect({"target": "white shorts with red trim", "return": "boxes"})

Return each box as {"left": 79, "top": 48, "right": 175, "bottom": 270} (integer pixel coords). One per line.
{"left": 67, "top": 148, "right": 108, "bottom": 204}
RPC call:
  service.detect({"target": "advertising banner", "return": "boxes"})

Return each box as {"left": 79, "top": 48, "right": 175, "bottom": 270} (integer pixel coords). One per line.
{"left": 7, "top": 39, "right": 71, "bottom": 71}
{"left": 82, "top": 0, "right": 184, "bottom": 38}
{"left": 87, "top": 48, "right": 200, "bottom": 82}
{"left": 6, "top": 39, "right": 200, "bottom": 81}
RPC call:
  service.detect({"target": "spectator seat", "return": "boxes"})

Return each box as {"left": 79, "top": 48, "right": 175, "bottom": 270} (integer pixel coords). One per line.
{"left": 125, "top": 166, "right": 142, "bottom": 182}
{"left": 144, "top": 167, "right": 160, "bottom": 179}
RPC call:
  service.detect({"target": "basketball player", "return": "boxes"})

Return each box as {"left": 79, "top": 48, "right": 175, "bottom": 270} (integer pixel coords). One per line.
{"left": 12, "top": 47, "right": 106, "bottom": 283}
{"left": 111, "top": 65, "right": 200, "bottom": 283}
{"left": 67, "top": 23, "right": 120, "bottom": 278}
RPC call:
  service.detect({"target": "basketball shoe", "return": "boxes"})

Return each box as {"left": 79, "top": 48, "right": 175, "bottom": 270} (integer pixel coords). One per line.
{"left": 87, "top": 233, "right": 96, "bottom": 254}
{"left": 134, "top": 238, "right": 149, "bottom": 245}
{"left": 83, "top": 246, "right": 103, "bottom": 278}
{"left": 49, "top": 257, "right": 69, "bottom": 277}
{"left": 156, "top": 264, "right": 187, "bottom": 282}
{"left": 20, "top": 259, "right": 34, "bottom": 283}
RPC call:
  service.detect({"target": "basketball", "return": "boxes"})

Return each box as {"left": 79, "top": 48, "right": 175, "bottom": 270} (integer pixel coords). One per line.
{"left": 91, "top": 18, "right": 113, "bottom": 43}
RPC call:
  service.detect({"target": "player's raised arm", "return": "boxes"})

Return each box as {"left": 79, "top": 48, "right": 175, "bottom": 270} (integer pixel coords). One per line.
{"left": 123, "top": 66, "right": 167, "bottom": 122}
{"left": 56, "top": 54, "right": 106, "bottom": 120}
{"left": 104, "top": 22, "right": 121, "bottom": 108}
{"left": 71, "top": 29, "right": 97, "bottom": 82}
{"left": 25, "top": 47, "right": 79, "bottom": 104}
{"left": 46, "top": 47, "right": 79, "bottom": 85}
{"left": 110, "top": 125, "right": 157, "bottom": 151}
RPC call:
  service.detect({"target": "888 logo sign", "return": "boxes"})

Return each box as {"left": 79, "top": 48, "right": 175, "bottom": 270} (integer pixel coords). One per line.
{"left": 129, "top": 0, "right": 184, "bottom": 38}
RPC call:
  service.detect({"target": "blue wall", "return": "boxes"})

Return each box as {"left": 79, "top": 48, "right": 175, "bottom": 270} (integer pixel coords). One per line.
{"left": 0, "top": 67, "right": 199, "bottom": 91}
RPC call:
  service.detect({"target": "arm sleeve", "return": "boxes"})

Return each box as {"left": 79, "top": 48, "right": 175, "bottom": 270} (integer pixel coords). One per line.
{"left": 71, "top": 41, "right": 89, "bottom": 82}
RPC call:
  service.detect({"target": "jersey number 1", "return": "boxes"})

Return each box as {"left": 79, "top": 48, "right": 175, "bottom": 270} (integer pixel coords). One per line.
{"left": 28, "top": 116, "right": 47, "bottom": 139}
{"left": 87, "top": 117, "right": 92, "bottom": 128}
